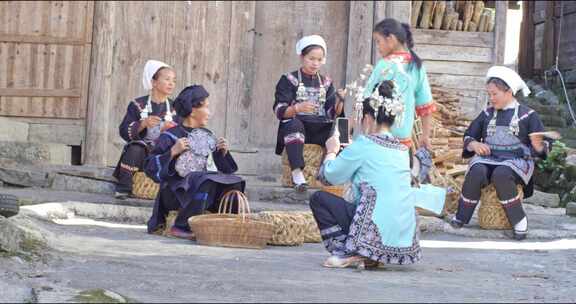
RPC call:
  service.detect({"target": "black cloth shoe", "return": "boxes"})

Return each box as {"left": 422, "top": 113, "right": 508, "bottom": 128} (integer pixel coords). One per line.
{"left": 449, "top": 217, "right": 464, "bottom": 229}
{"left": 505, "top": 230, "right": 527, "bottom": 241}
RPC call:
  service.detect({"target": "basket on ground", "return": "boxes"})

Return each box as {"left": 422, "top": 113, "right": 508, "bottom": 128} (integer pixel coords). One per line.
{"left": 188, "top": 190, "right": 273, "bottom": 249}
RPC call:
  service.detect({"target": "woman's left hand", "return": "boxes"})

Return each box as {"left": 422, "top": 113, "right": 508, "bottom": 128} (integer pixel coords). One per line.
{"left": 325, "top": 130, "right": 341, "bottom": 155}
{"left": 419, "top": 136, "right": 432, "bottom": 151}
{"left": 217, "top": 137, "right": 229, "bottom": 155}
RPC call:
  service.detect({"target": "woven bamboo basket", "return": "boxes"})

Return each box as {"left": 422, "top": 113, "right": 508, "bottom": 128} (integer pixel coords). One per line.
{"left": 257, "top": 211, "right": 306, "bottom": 246}
{"left": 132, "top": 171, "right": 159, "bottom": 200}
{"left": 188, "top": 190, "right": 273, "bottom": 249}
{"left": 294, "top": 211, "right": 322, "bottom": 243}
{"left": 281, "top": 144, "right": 324, "bottom": 188}
{"left": 478, "top": 185, "right": 523, "bottom": 230}
{"left": 416, "top": 165, "right": 460, "bottom": 217}
{"left": 256, "top": 211, "right": 321, "bottom": 245}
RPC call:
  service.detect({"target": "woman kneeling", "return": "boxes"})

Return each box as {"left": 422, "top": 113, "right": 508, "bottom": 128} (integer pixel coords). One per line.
{"left": 310, "top": 82, "right": 446, "bottom": 268}
{"left": 145, "top": 85, "right": 245, "bottom": 239}
{"left": 450, "top": 66, "right": 549, "bottom": 240}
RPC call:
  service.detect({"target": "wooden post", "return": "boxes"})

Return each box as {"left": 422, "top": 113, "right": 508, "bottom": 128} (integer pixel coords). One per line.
{"left": 518, "top": 0, "right": 535, "bottom": 78}
{"left": 419, "top": 1, "right": 435, "bottom": 29}
{"left": 542, "top": 0, "right": 556, "bottom": 69}
{"left": 84, "top": 1, "right": 116, "bottom": 165}
{"left": 346, "top": 1, "right": 374, "bottom": 115}
{"left": 387, "top": 0, "right": 411, "bottom": 24}
{"left": 224, "top": 1, "right": 256, "bottom": 151}
{"left": 372, "top": 1, "right": 387, "bottom": 64}
{"left": 493, "top": 0, "right": 508, "bottom": 64}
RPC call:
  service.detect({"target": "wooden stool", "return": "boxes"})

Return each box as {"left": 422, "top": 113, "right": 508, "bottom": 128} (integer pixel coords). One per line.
{"left": 281, "top": 144, "right": 324, "bottom": 188}
{"left": 132, "top": 171, "right": 159, "bottom": 200}
{"left": 478, "top": 184, "right": 523, "bottom": 230}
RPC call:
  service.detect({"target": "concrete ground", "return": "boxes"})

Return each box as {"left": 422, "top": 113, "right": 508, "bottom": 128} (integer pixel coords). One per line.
{"left": 1, "top": 201, "right": 576, "bottom": 303}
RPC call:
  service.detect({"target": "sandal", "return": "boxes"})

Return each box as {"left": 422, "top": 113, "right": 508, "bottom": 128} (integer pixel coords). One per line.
{"left": 322, "top": 255, "right": 363, "bottom": 268}
{"left": 294, "top": 183, "right": 309, "bottom": 193}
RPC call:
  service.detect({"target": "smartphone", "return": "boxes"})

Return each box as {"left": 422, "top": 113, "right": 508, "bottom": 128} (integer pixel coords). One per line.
{"left": 335, "top": 117, "right": 350, "bottom": 144}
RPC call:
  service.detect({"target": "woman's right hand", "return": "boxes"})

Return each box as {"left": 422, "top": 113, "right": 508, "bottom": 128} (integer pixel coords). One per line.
{"left": 142, "top": 115, "right": 162, "bottom": 129}
{"left": 295, "top": 102, "right": 318, "bottom": 114}
{"left": 170, "top": 138, "right": 190, "bottom": 158}
{"left": 470, "top": 141, "right": 491, "bottom": 156}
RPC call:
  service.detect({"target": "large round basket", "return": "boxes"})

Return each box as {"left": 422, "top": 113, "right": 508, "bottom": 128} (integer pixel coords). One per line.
{"left": 255, "top": 211, "right": 321, "bottom": 245}
{"left": 256, "top": 211, "right": 306, "bottom": 246}
{"left": 188, "top": 190, "right": 273, "bottom": 249}
{"left": 132, "top": 171, "right": 159, "bottom": 200}
{"left": 281, "top": 144, "right": 324, "bottom": 188}
{"left": 478, "top": 185, "right": 523, "bottom": 230}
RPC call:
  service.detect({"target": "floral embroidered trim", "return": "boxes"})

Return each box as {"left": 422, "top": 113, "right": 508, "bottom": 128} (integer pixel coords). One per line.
{"left": 345, "top": 183, "right": 422, "bottom": 265}
{"left": 274, "top": 102, "right": 289, "bottom": 119}
{"left": 416, "top": 102, "right": 437, "bottom": 117}
{"left": 384, "top": 51, "right": 412, "bottom": 64}
{"left": 285, "top": 73, "right": 299, "bottom": 87}
{"left": 120, "top": 163, "right": 139, "bottom": 172}
{"left": 284, "top": 132, "right": 305, "bottom": 145}
{"left": 128, "top": 121, "right": 140, "bottom": 140}
{"left": 366, "top": 134, "right": 408, "bottom": 151}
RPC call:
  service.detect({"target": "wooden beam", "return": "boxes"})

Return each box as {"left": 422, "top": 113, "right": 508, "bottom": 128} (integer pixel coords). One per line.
{"left": 542, "top": 0, "right": 556, "bottom": 69}
{"left": 225, "top": 1, "right": 255, "bottom": 151}
{"left": 386, "top": 0, "right": 411, "bottom": 24}
{"left": 493, "top": 0, "right": 508, "bottom": 64}
{"left": 413, "top": 29, "right": 494, "bottom": 48}
{"left": 84, "top": 1, "right": 116, "bottom": 166}
{"left": 414, "top": 44, "right": 493, "bottom": 63}
{"left": 0, "top": 88, "right": 82, "bottom": 98}
{"left": 0, "top": 34, "right": 87, "bottom": 45}
{"left": 345, "top": 1, "right": 374, "bottom": 115}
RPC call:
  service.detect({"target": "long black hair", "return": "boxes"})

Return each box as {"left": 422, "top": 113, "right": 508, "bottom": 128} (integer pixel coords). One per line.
{"left": 373, "top": 18, "right": 422, "bottom": 70}
{"left": 362, "top": 80, "right": 396, "bottom": 127}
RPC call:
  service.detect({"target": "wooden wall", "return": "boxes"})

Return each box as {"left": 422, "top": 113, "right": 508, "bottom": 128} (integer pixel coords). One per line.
{"left": 519, "top": 1, "right": 576, "bottom": 78}
{"left": 85, "top": 1, "right": 376, "bottom": 172}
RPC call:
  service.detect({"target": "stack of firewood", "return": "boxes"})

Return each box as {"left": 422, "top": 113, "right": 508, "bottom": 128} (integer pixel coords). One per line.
{"left": 411, "top": 0, "right": 495, "bottom": 32}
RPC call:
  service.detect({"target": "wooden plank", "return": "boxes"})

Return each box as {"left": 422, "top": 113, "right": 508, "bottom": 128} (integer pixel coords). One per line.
{"left": 84, "top": 1, "right": 116, "bottom": 165}
{"left": 345, "top": 1, "right": 374, "bottom": 116}
{"left": 0, "top": 96, "right": 81, "bottom": 118}
{"left": 413, "top": 29, "right": 494, "bottom": 48}
{"left": 423, "top": 60, "right": 492, "bottom": 76}
{"left": 225, "top": 1, "right": 256, "bottom": 150}
{"left": 0, "top": 88, "right": 81, "bottom": 97}
{"left": 428, "top": 73, "right": 486, "bottom": 90}
{"left": 78, "top": 1, "right": 94, "bottom": 119}
{"left": 518, "top": 0, "right": 534, "bottom": 78}
{"left": 493, "top": 0, "right": 508, "bottom": 64}
{"left": 386, "top": 0, "right": 411, "bottom": 24}
{"left": 414, "top": 44, "right": 493, "bottom": 63}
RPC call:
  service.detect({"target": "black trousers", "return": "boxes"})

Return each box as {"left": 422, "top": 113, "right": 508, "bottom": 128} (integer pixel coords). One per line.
{"left": 279, "top": 116, "right": 332, "bottom": 170}
{"left": 113, "top": 142, "right": 149, "bottom": 193}
{"left": 456, "top": 163, "right": 526, "bottom": 226}
{"left": 309, "top": 191, "right": 357, "bottom": 256}
{"left": 159, "top": 180, "right": 242, "bottom": 231}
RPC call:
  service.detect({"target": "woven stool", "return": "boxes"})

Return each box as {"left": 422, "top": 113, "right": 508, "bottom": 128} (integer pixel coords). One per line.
{"left": 281, "top": 144, "right": 324, "bottom": 188}
{"left": 478, "top": 184, "right": 523, "bottom": 230}
{"left": 132, "top": 171, "right": 159, "bottom": 200}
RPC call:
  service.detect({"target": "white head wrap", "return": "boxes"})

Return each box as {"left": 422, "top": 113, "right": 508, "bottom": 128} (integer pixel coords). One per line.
{"left": 296, "top": 35, "right": 327, "bottom": 64}
{"left": 142, "top": 59, "right": 171, "bottom": 91}
{"left": 485, "top": 66, "right": 531, "bottom": 97}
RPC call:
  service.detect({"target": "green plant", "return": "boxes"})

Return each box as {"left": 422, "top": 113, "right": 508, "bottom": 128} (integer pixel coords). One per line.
{"left": 537, "top": 141, "right": 568, "bottom": 172}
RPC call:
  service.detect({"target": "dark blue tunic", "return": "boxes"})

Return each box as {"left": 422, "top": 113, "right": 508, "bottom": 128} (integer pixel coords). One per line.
{"left": 144, "top": 125, "right": 245, "bottom": 233}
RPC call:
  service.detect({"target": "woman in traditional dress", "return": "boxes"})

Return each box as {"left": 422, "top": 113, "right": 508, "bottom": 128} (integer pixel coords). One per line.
{"left": 113, "top": 60, "right": 179, "bottom": 199}
{"left": 144, "top": 85, "right": 245, "bottom": 239}
{"left": 362, "top": 18, "right": 435, "bottom": 149}
{"left": 273, "top": 35, "right": 346, "bottom": 192}
{"left": 310, "top": 81, "right": 446, "bottom": 268}
{"left": 450, "top": 66, "right": 549, "bottom": 240}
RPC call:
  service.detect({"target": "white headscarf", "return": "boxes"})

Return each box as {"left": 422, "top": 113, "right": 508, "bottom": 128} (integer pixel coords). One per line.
{"left": 296, "top": 35, "right": 327, "bottom": 64}
{"left": 486, "top": 66, "right": 531, "bottom": 97}
{"left": 142, "top": 59, "right": 171, "bottom": 91}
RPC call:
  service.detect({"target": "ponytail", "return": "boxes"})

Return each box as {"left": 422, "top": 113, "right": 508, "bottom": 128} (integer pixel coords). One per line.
{"left": 374, "top": 19, "right": 422, "bottom": 70}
